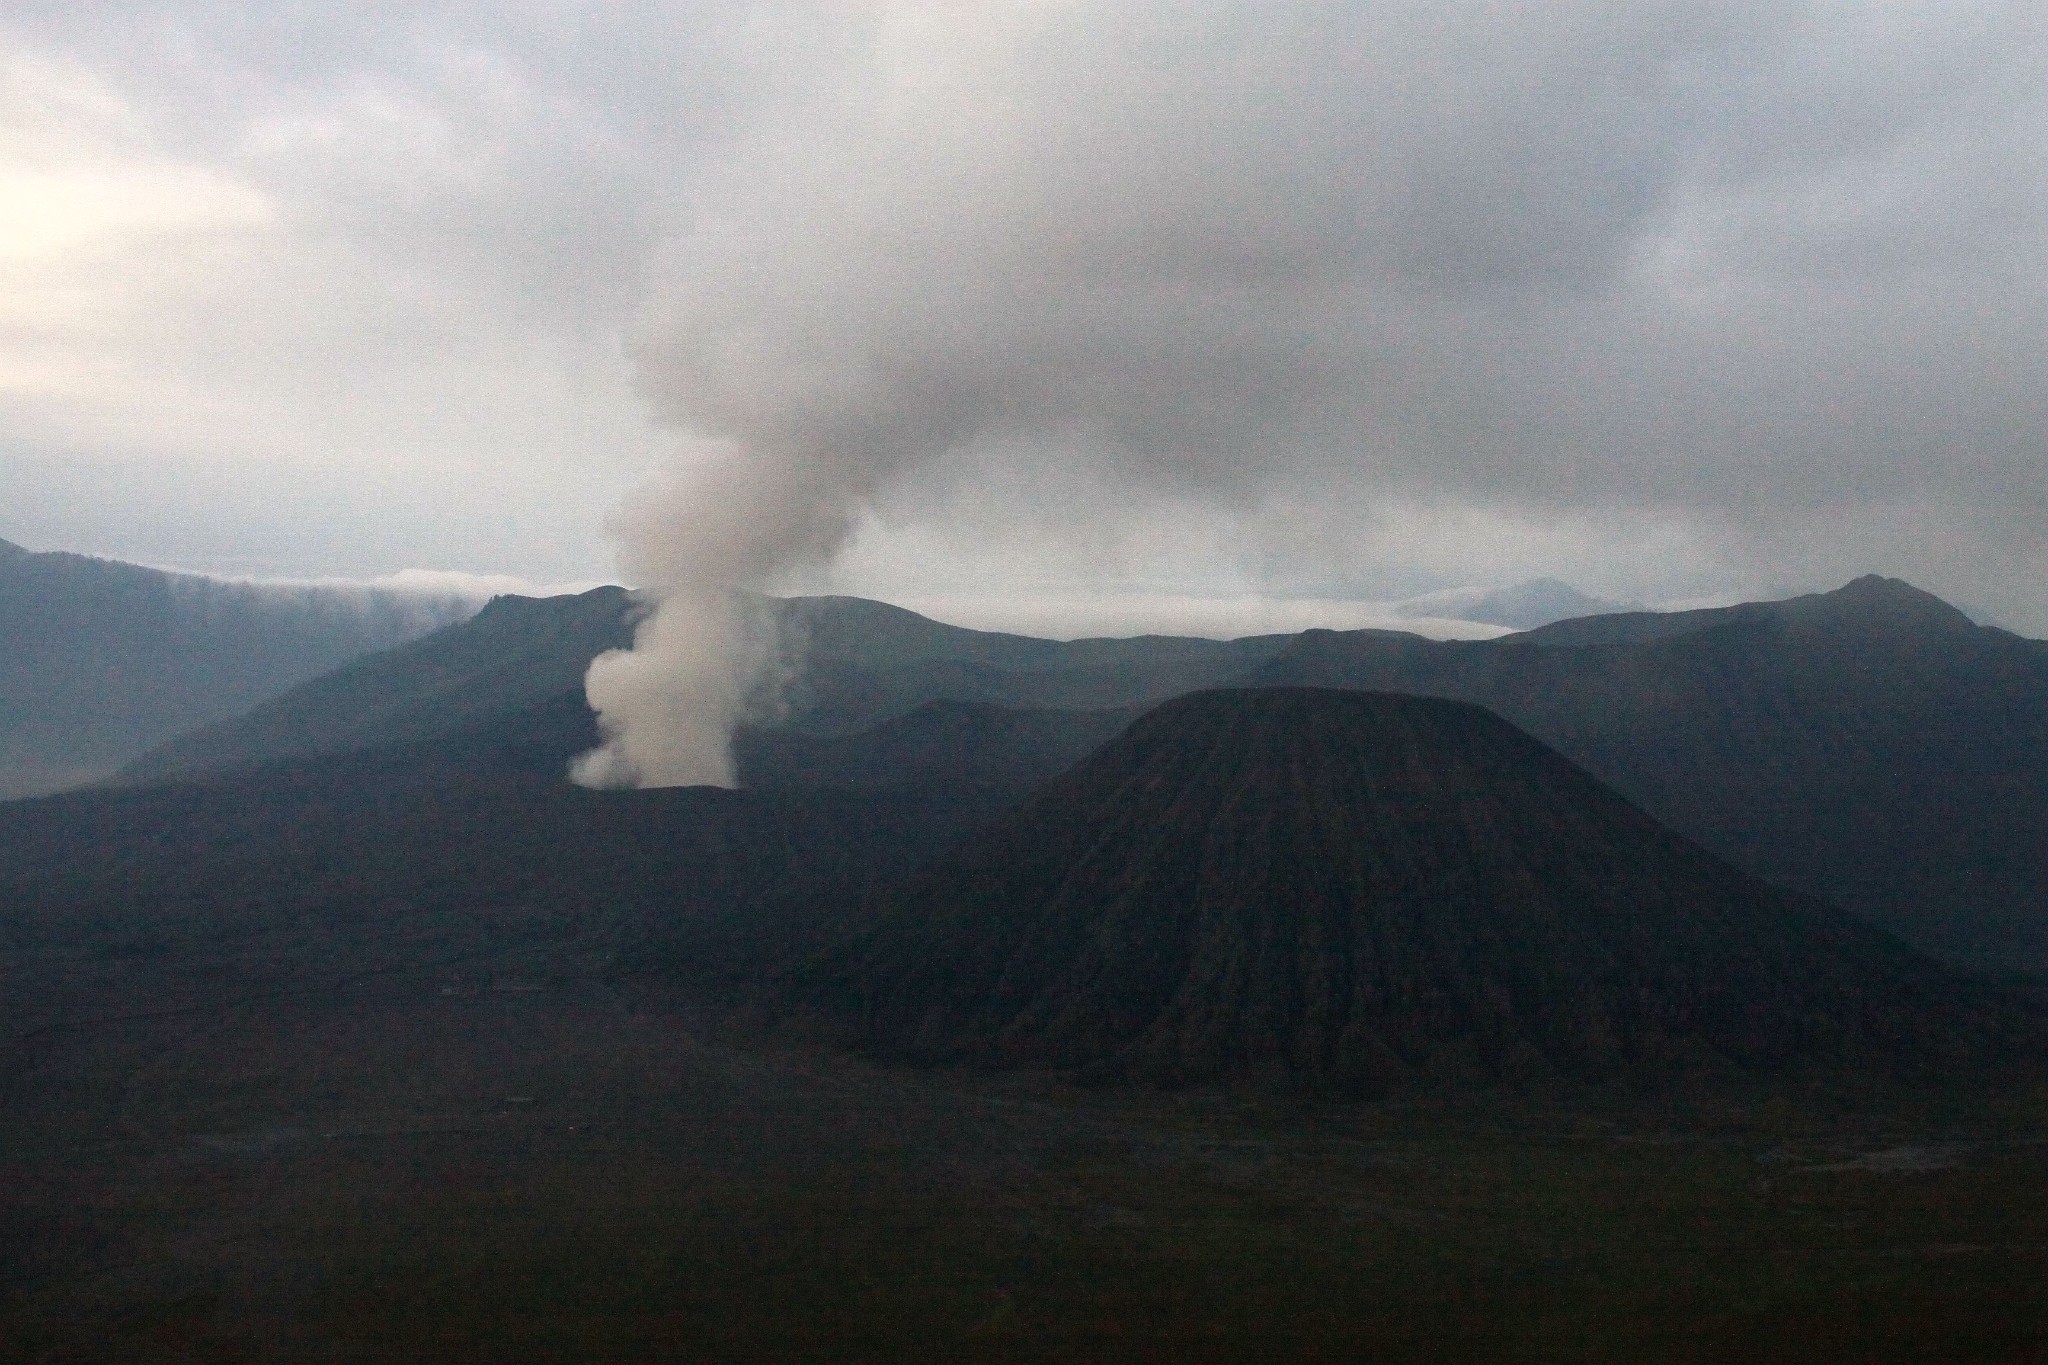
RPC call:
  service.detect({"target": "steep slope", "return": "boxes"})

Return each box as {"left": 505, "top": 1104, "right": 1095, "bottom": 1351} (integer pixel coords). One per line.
{"left": 806, "top": 690, "right": 2022, "bottom": 1093}
{"left": 1257, "top": 577, "right": 2048, "bottom": 966}
{"left": 0, "top": 540, "right": 476, "bottom": 797}
{"left": 116, "top": 585, "right": 637, "bottom": 785}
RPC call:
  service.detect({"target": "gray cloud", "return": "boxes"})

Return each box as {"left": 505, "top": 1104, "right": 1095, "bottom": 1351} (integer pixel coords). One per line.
{"left": 1, "top": 2, "right": 796, "bottom": 580}
{"left": 2, "top": 3, "right": 2041, "bottom": 783}
{"left": 575, "top": 1, "right": 2045, "bottom": 785}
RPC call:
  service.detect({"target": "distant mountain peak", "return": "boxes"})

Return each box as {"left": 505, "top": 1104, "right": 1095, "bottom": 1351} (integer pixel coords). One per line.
{"left": 473, "top": 582, "right": 633, "bottom": 618}
{"left": 1833, "top": 573, "right": 1950, "bottom": 604}
{"left": 0, "top": 536, "right": 27, "bottom": 559}
{"left": 1800, "top": 575, "right": 1978, "bottom": 634}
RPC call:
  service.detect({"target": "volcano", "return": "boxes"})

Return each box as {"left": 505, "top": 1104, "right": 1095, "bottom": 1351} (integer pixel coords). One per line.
{"left": 802, "top": 688, "right": 2022, "bottom": 1092}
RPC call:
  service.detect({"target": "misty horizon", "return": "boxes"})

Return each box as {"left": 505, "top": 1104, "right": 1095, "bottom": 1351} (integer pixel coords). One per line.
{"left": 12, "top": 528, "right": 2033, "bottom": 644}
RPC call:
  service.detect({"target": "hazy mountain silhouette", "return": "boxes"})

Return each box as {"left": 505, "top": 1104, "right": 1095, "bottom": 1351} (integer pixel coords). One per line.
{"left": 117, "top": 585, "right": 637, "bottom": 786}
{"left": 100, "top": 574, "right": 2048, "bottom": 969}
{"left": 775, "top": 594, "right": 1294, "bottom": 730}
{"left": 0, "top": 539, "right": 476, "bottom": 798}
{"left": 799, "top": 690, "right": 2026, "bottom": 1093}
{"left": 121, "top": 590, "right": 1287, "bottom": 784}
{"left": 1257, "top": 577, "right": 2048, "bottom": 967}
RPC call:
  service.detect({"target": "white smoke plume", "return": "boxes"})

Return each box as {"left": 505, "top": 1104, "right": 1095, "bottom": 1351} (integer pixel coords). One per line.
{"left": 576, "top": 1, "right": 2047, "bottom": 787}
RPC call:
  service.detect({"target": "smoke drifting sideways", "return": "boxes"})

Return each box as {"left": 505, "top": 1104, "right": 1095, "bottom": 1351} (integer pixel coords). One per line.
{"left": 574, "top": 2, "right": 2048, "bottom": 788}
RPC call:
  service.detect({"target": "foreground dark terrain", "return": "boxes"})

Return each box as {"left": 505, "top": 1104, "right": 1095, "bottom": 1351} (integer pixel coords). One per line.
{"left": 5, "top": 582, "right": 2046, "bottom": 1361}
{"left": 6, "top": 946, "right": 2045, "bottom": 1363}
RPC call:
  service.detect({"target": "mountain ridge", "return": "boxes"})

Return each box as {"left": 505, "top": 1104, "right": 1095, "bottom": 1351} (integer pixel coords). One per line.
{"left": 87, "top": 573, "right": 2048, "bottom": 970}
{"left": 116, "top": 585, "right": 638, "bottom": 786}
{"left": 0, "top": 542, "right": 480, "bottom": 797}
{"left": 1256, "top": 575, "right": 2048, "bottom": 966}
{"left": 118, "top": 590, "right": 1293, "bottom": 783}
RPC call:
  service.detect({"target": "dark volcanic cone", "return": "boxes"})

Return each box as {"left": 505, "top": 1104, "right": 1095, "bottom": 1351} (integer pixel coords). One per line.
{"left": 802, "top": 689, "right": 2025, "bottom": 1092}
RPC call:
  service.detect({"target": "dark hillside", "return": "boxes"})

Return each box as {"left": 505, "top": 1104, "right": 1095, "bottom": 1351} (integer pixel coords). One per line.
{"left": 1257, "top": 577, "right": 2048, "bottom": 967}
{"left": 116, "top": 586, "right": 638, "bottom": 785}
{"left": 151, "top": 684, "right": 1141, "bottom": 805}
{"left": 103, "top": 575, "right": 2048, "bottom": 970}
{"left": 0, "top": 540, "right": 474, "bottom": 797}
{"left": 778, "top": 595, "right": 1291, "bottom": 733}
{"left": 0, "top": 733, "right": 998, "bottom": 1051}
{"left": 736, "top": 699, "right": 1140, "bottom": 794}
{"left": 121, "top": 590, "right": 1288, "bottom": 784}
{"left": 804, "top": 689, "right": 2030, "bottom": 1094}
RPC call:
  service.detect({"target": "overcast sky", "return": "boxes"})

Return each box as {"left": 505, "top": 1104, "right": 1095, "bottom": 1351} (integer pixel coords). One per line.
{"left": 3, "top": 2, "right": 2042, "bottom": 633}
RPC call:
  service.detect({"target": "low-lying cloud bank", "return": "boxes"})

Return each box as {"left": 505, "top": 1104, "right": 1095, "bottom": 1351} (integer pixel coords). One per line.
{"left": 181, "top": 565, "right": 602, "bottom": 605}
{"left": 891, "top": 594, "right": 1515, "bottom": 645}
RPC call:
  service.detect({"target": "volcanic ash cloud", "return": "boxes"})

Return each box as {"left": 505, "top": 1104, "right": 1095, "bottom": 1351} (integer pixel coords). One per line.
{"left": 574, "top": 2, "right": 2048, "bottom": 787}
